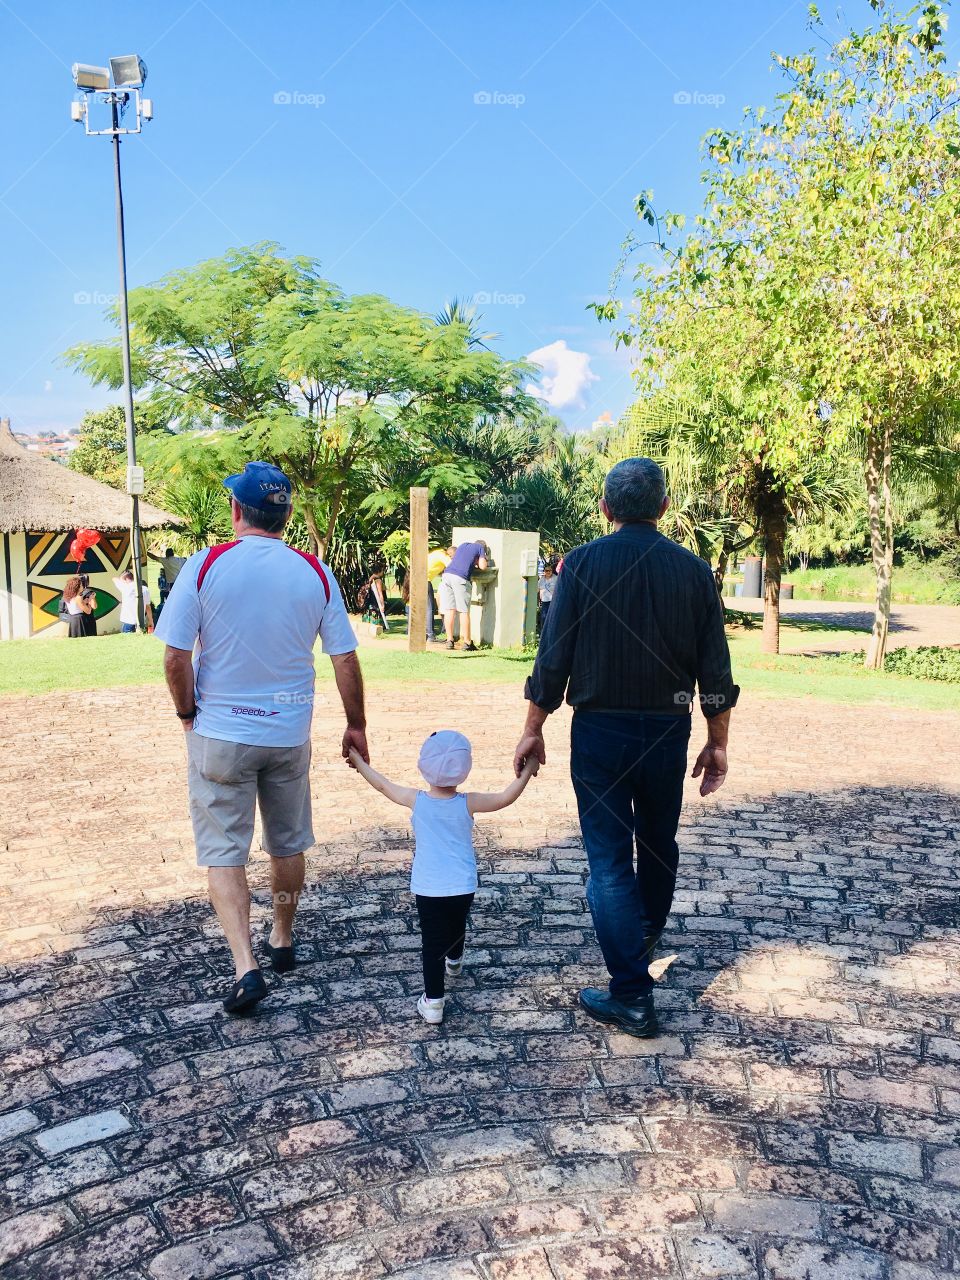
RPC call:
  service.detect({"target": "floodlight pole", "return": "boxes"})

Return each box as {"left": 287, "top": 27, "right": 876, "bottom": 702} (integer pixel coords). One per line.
{"left": 110, "top": 96, "right": 145, "bottom": 631}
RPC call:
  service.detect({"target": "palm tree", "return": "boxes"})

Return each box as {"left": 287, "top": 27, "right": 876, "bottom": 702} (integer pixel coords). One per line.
{"left": 434, "top": 298, "right": 499, "bottom": 349}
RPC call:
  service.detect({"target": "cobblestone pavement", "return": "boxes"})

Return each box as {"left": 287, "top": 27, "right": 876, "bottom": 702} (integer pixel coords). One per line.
{"left": 1, "top": 683, "right": 959, "bottom": 1279}
{"left": 723, "top": 598, "right": 960, "bottom": 653}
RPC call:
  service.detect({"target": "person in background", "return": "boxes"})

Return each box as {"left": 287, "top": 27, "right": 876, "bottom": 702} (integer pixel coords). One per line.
{"left": 149, "top": 546, "right": 186, "bottom": 603}
{"left": 537, "top": 561, "right": 557, "bottom": 632}
{"left": 439, "top": 540, "right": 488, "bottom": 652}
{"left": 113, "top": 569, "right": 154, "bottom": 633}
{"left": 426, "top": 545, "right": 455, "bottom": 642}
{"left": 349, "top": 729, "right": 537, "bottom": 1024}
{"left": 62, "top": 574, "right": 97, "bottom": 638}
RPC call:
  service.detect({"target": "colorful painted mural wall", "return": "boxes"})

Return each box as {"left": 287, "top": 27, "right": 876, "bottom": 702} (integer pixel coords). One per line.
{"left": 1, "top": 529, "right": 138, "bottom": 640}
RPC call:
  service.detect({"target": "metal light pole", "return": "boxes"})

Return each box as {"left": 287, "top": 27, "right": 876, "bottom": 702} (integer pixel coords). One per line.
{"left": 71, "top": 58, "right": 153, "bottom": 628}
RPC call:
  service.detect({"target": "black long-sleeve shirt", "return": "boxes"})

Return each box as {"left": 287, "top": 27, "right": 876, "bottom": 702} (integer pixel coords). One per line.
{"left": 525, "top": 522, "right": 739, "bottom": 718}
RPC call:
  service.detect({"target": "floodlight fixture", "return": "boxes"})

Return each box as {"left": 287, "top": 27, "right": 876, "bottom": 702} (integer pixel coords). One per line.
{"left": 72, "top": 63, "right": 109, "bottom": 91}
{"left": 141, "top": 98, "right": 153, "bottom": 120}
{"left": 70, "top": 100, "right": 84, "bottom": 122}
{"left": 109, "top": 55, "right": 147, "bottom": 89}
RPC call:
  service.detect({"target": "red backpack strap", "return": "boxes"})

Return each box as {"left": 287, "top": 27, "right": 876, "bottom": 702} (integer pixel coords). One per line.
{"left": 196, "top": 541, "right": 240, "bottom": 590}
{"left": 289, "top": 547, "right": 330, "bottom": 602}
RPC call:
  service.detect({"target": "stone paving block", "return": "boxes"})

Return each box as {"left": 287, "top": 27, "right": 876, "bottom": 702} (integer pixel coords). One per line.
{"left": 377, "top": 1213, "right": 489, "bottom": 1270}
{"left": 396, "top": 1167, "right": 512, "bottom": 1217}
{"left": 0, "top": 1108, "right": 40, "bottom": 1143}
{"left": 711, "top": 1194, "right": 821, "bottom": 1237}
{"left": 549, "top": 1234, "right": 681, "bottom": 1278}
{"left": 72, "top": 1159, "right": 183, "bottom": 1218}
{"left": 763, "top": 1242, "right": 885, "bottom": 1280}
{"left": 34, "top": 1107, "right": 131, "bottom": 1155}
{"left": 6, "top": 1210, "right": 165, "bottom": 1280}
{"left": 273, "top": 1191, "right": 395, "bottom": 1250}
{"left": 679, "top": 1234, "right": 757, "bottom": 1278}
{"left": 158, "top": 1180, "right": 243, "bottom": 1239}
{"left": 1, "top": 1144, "right": 116, "bottom": 1210}
{"left": 147, "top": 1221, "right": 279, "bottom": 1279}
{"left": 485, "top": 1247, "right": 555, "bottom": 1280}
{"left": 0, "top": 1204, "right": 78, "bottom": 1267}
{"left": 827, "top": 1132, "right": 923, "bottom": 1178}
{"left": 419, "top": 1124, "right": 543, "bottom": 1171}
{"left": 545, "top": 1118, "right": 649, "bottom": 1157}
{"left": 484, "top": 1200, "right": 594, "bottom": 1245}
{"left": 596, "top": 1189, "right": 702, "bottom": 1233}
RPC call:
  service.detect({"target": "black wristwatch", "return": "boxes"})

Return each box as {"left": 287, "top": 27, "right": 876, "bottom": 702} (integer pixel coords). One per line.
{"left": 176, "top": 707, "right": 197, "bottom": 720}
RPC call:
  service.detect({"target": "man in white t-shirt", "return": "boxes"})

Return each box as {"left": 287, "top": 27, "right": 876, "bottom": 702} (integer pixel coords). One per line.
{"left": 155, "top": 461, "right": 368, "bottom": 1015}
{"left": 112, "top": 571, "right": 153, "bottom": 633}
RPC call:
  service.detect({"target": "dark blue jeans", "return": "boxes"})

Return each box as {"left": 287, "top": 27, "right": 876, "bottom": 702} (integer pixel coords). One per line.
{"left": 570, "top": 710, "right": 691, "bottom": 999}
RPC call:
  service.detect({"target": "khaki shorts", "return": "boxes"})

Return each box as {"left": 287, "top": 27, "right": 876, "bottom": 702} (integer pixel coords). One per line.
{"left": 439, "top": 572, "right": 471, "bottom": 614}
{"left": 186, "top": 734, "right": 314, "bottom": 867}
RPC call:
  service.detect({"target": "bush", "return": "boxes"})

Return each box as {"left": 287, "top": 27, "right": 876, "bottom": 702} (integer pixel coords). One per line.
{"left": 822, "top": 646, "right": 960, "bottom": 682}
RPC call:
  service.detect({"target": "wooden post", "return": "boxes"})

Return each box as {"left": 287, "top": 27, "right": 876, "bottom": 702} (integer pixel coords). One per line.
{"left": 409, "top": 486, "right": 429, "bottom": 653}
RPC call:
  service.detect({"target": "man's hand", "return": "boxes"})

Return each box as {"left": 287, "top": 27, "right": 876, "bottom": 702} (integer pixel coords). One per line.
{"left": 692, "top": 743, "right": 727, "bottom": 796}
{"left": 343, "top": 725, "right": 369, "bottom": 768}
{"left": 513, "top": 731, "right": 545, "bottom": 778}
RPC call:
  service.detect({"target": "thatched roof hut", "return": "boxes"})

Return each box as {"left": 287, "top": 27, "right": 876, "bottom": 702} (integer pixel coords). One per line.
{"left": 0, "top": 417, "right": 174, "bottom": 533}
{"left": 0, "top": 418, "right": 178, "bottom": 639}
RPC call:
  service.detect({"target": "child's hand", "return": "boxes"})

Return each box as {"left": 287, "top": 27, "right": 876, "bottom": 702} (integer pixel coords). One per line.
{"left": 348, "top": 746, "right": 363, "bottom": 768}
{"left": 521, "top": 755, "right": 539, "bottom": 779}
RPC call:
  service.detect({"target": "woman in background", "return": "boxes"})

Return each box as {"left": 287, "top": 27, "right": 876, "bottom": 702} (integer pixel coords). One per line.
{"left": 62, "top": 575, "right": 97, "bottom": 638}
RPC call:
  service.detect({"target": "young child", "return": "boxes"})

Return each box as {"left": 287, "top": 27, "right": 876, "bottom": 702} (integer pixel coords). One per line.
{"left": 349, "top": 730, "right": 537, "bottom": 1023}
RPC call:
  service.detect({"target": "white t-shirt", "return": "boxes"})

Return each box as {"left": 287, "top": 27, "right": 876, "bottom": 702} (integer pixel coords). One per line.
{"left": 114, "top": 579, "right": 151, "bottom": 626}
{"left": 154, "top": 536, "right": 357, "bottom": 747}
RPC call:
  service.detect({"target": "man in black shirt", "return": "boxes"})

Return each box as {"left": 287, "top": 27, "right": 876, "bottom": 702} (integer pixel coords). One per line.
{"left": 514, "top": 457, "right": 738, "bottom": 1037}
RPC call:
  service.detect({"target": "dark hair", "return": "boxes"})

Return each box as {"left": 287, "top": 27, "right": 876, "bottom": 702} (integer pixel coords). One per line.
{"left": 603, "top": 457, "right": 667, "bottom": 522}
{"left": 63, "top": 575, "right": 82, "bottom": 601}
{"left": 164, "top": 547, "right": 173, "bottom": 557}
{"left": 235, "top": 499, "right": 291, "bottom": 535}
{"left": 121, "top": 570, "right": 134, "bottom": 581}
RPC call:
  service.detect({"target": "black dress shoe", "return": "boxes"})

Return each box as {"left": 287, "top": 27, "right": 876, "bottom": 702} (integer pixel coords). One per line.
{"left": 264, "top": 937, "right": 295, "bottom": 973}
{"left": 223, "top": 969, "right": 268, "bottom": 1015}
{"left": 579, "top": 987, "right": 658, "bottom": 1038}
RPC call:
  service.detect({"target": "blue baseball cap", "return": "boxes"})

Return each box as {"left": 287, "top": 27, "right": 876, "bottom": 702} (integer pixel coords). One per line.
{"left": 223, "top": 461, "right": 292, "bottom": 511}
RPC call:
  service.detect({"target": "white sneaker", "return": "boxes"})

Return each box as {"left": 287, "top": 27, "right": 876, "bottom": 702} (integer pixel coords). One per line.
{"left": 445, "top": 955, "right": 463, "bottom": 978}
{"left": 417, "top": 994, "right": 446, "bottom": 1024}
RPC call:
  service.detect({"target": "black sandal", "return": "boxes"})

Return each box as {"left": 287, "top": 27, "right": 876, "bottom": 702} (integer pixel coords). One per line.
{"left": 264, "top": 937, "right": 296, "bottom": 974}
{"left": 223, "top": 969, "right": 268, "bottom": 1015}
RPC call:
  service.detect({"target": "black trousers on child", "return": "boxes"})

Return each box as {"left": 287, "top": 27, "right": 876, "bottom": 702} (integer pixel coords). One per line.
{"left": 415, "top": 893, "right": 474, "bottom": 998}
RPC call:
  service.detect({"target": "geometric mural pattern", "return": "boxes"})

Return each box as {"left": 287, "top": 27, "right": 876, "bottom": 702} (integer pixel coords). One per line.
{"left": 24, "top": 529, "right": 127, "bottom": 636}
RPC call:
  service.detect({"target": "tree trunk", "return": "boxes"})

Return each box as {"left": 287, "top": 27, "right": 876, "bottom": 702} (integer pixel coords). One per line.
{"left": 320, "top": 481, "right": 347, "bottom": 562}
{"left": 714, "top": 546, "right": 729, "bottom": 599}
{"left": 760, "top": 500, "right": 787, "bottom": 656}
{"left": 864, "top": 421, "right": 894, "bottom": 669}
{"left": 302, "top": 508, "right": 322, "bottom": 558}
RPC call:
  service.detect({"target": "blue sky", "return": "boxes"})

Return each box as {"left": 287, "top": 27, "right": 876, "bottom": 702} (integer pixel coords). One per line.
{"left": 2, "top": 0, "right": 851, "bottom": 435}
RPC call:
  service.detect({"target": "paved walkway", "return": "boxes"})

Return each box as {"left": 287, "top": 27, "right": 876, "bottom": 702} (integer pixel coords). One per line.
{"left": 1, "top": 685, "right": 959, "bottom": 1278}
{"left": 725, "top": 598, "right": 960, "bottom": 653}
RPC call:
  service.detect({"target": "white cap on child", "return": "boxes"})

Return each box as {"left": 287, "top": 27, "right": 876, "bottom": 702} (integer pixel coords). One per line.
{"left": 418, "top": 730, "right": 472, "bottom": 787}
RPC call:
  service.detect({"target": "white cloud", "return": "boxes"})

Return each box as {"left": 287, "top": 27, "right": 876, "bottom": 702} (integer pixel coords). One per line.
{"left": 525, "top": 339, "right": 599, "bottom": 410}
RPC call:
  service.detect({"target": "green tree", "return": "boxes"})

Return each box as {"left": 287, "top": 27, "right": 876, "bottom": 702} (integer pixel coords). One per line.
{"left": 66, "top": 244, "right": 534, "bottom": 557}
{"left": 595, "top": 1, "right": 960, "bottom": 662}
{"left": 70, "top": 403, "right": 168, "bottom": 490}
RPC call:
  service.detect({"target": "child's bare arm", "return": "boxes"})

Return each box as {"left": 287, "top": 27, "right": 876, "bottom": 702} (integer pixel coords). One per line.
{"left": 467, "top": 757, "right": 537, "bottom": 815}
{"left": 348, "top": 747, "right": 418, "bottom": 809}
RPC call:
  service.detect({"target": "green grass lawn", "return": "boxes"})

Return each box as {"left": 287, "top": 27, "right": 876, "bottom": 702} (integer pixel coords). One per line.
{"left": 2, "top": 624, "right": 959, "bottom": 712}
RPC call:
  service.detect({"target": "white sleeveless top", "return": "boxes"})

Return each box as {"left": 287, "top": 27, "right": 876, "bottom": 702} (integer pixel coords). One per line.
{"left": 410, "top": 792, "right": 477, "bottom": 896}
